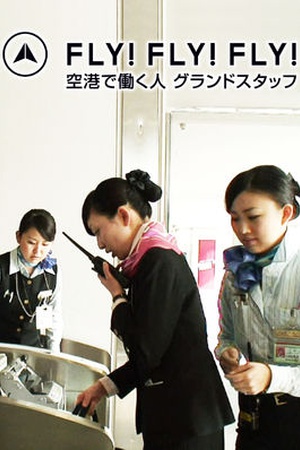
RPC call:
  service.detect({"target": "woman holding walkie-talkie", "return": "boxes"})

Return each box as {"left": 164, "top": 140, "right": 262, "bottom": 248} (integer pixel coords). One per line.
{"left": 216, "top": 165, "right": 300, "bottom": 450}
{"left": 76, "top": 169, "right": 234, "bottom": 450}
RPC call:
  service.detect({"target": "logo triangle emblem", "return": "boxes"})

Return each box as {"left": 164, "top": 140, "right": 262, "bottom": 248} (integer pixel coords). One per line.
{"left": 14, "top": 43, "right": 37, "bottom": 63}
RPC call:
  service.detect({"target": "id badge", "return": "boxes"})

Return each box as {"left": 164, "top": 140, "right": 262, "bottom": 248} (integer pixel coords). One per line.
{"left": 36, "top": 305, "right": 53, "bottom": 330}
{"left": 273, "top": 329, "right": 300, "bottom": 365}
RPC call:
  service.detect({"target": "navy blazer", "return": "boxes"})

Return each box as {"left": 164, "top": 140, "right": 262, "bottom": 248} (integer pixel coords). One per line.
{"left": 109, "top": 248, "right": 234, "bottom": 442}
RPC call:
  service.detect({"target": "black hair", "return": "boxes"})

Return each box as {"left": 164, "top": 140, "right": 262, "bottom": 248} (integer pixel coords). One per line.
{"left": 225, "top": 165, "right": 300, "bottom": 219}
{"left": 19, "top": 209, "right": 56, "bottom": 241}
{"left": 82, "top": 169, "right": 162, "bottom": 235}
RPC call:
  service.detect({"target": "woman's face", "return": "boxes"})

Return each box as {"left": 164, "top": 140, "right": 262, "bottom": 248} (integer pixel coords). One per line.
{"left": 16, "top": 227, "right": 52, "bottom": 265}
{"left": 230, "top": 191, "right": 293, "bottom": 254}
{"left": 87, "top": 208, "right": 133, "bottom": 260}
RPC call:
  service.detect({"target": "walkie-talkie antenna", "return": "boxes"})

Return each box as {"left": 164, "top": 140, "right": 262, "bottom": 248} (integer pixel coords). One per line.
{"left": 62, "top": 232, "right": 94, "bottom": 261}
{"left": 62, "top": 231, "right": 129, "bottom": 288}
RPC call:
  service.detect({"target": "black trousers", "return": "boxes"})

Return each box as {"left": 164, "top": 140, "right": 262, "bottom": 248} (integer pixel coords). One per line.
{"left": 236, "top": 393, "right": 300, "bottom": 450}
{"left": 143, "top": 429, "right": 224, "bottom": 450}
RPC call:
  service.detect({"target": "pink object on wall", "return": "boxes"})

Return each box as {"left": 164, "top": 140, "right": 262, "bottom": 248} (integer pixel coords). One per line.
{"left": 198, "top": 240, "right": 216, "bottom": 288}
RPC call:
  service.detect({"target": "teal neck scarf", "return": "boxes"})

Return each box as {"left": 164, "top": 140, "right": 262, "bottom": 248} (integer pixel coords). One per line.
{"left": 223, "top": 244, "right": 279, "bottom": 292}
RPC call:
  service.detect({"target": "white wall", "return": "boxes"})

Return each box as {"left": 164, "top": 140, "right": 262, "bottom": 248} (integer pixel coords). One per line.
{"left": 165, "top": 0, "right": 300, "bottom": 109}
{"left": 0, "top": 1, "right": 118, "bottom": 351}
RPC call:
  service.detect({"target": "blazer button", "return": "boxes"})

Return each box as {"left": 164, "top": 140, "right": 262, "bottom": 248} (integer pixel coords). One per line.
{"left": 24, "top": 299, "right": 29, "bottom": 305}
{"left": 19, "top": 315, "right": 25, "bottom": 321}
{"left": 16, "top": 328, "right": 22, "bottom": 333}
{"left": 27, "top": 280, "right": 32, "bottom": 285}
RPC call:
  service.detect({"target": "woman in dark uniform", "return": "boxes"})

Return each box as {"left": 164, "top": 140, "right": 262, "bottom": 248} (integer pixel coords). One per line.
{"left": 0, "top": 209, "right": 63, "bottom": 352}
{"left": 76, "top": 169, "right": 234, "bottom": 450}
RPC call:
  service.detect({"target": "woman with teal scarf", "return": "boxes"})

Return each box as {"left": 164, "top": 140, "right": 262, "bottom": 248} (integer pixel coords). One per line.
{"left": 216, "top": 165, "right": 300, "bottom": 450}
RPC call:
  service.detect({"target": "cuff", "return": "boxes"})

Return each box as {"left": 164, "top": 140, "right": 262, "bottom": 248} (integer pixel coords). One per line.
{"left": 99, "top": 376, "right": 119, "bottom": 397}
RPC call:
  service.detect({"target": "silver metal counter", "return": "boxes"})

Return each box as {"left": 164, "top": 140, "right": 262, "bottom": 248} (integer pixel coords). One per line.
{"left": 0, "top": 396, "right": 113, "bottom": 450}
{"left": 61, "top": 338, "right": 111, "bottom": 371}
{"left": 0, "top": 343, "right": 114, "bottom": 450}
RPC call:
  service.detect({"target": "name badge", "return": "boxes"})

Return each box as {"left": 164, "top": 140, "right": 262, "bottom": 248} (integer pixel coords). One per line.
{"left": 274, "top": 329, "right": 300, "bottom": 365}
{"left": 36, "top": 305, "right": 53, "bottom": 330}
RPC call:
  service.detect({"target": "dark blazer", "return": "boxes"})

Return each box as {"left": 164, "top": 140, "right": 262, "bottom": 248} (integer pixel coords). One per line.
{"left": 0, "top": 252, "right": 57, "bottom": 348}
{"left": 109, "top": 248, "right": 234, "bottom": 442}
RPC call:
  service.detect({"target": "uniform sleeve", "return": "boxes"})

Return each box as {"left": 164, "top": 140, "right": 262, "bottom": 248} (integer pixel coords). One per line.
{"left": 215, "top": 271, "right": 238, "bottom": 359}
{"left": 216, "top": 272, "right": 300, "bottom": 397}
{"left": 111, "top": 248, "right": 192, "bottom": 387}
{"left": 267, "top": 364, "right": 300, "bottom": 396}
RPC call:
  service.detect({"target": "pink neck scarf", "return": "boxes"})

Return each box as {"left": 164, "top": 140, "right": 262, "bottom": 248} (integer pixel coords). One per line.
{"left": 119, "top": 221, "right": 182, "bottom": 278}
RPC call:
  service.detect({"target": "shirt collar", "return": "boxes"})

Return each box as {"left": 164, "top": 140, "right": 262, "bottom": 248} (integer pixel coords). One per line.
{"left": 274, "top": 226, "right": 300, "bottom": 263}
{"left": 9, "top": 248, "right": 19, "bottom": 275}
{"left": 9, "top": 247, "right": 56, "bottom": 278}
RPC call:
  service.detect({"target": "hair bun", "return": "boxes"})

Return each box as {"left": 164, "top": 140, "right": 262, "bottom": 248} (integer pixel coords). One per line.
{"left": 288, "top": 172, "right": 300, "bottom": 197}
{"left": 126, "top": 169, "right": 162, "bottom": 202}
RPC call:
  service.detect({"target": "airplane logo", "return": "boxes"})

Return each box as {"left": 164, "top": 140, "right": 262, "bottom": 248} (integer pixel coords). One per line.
{"left": 3, "top": 32, "right": 48, "bottom": 77}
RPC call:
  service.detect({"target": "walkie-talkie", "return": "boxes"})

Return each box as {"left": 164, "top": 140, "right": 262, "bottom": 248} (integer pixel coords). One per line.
{"left": 62, "top": 231, "right": 130, "bottom": 288}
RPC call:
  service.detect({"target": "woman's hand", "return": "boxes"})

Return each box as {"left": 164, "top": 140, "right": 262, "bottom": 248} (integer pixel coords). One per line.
{"left": 98, "top": 262, "right": 124, "bottom": 298}
{"left": 225, "top": 361, "right": 272, "bottom": 395}
{"left": 219, "top": 347, "right": 240, "bottom": 374}
{"left": 76, "top": 379, "right": 107, "bottom": 416}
